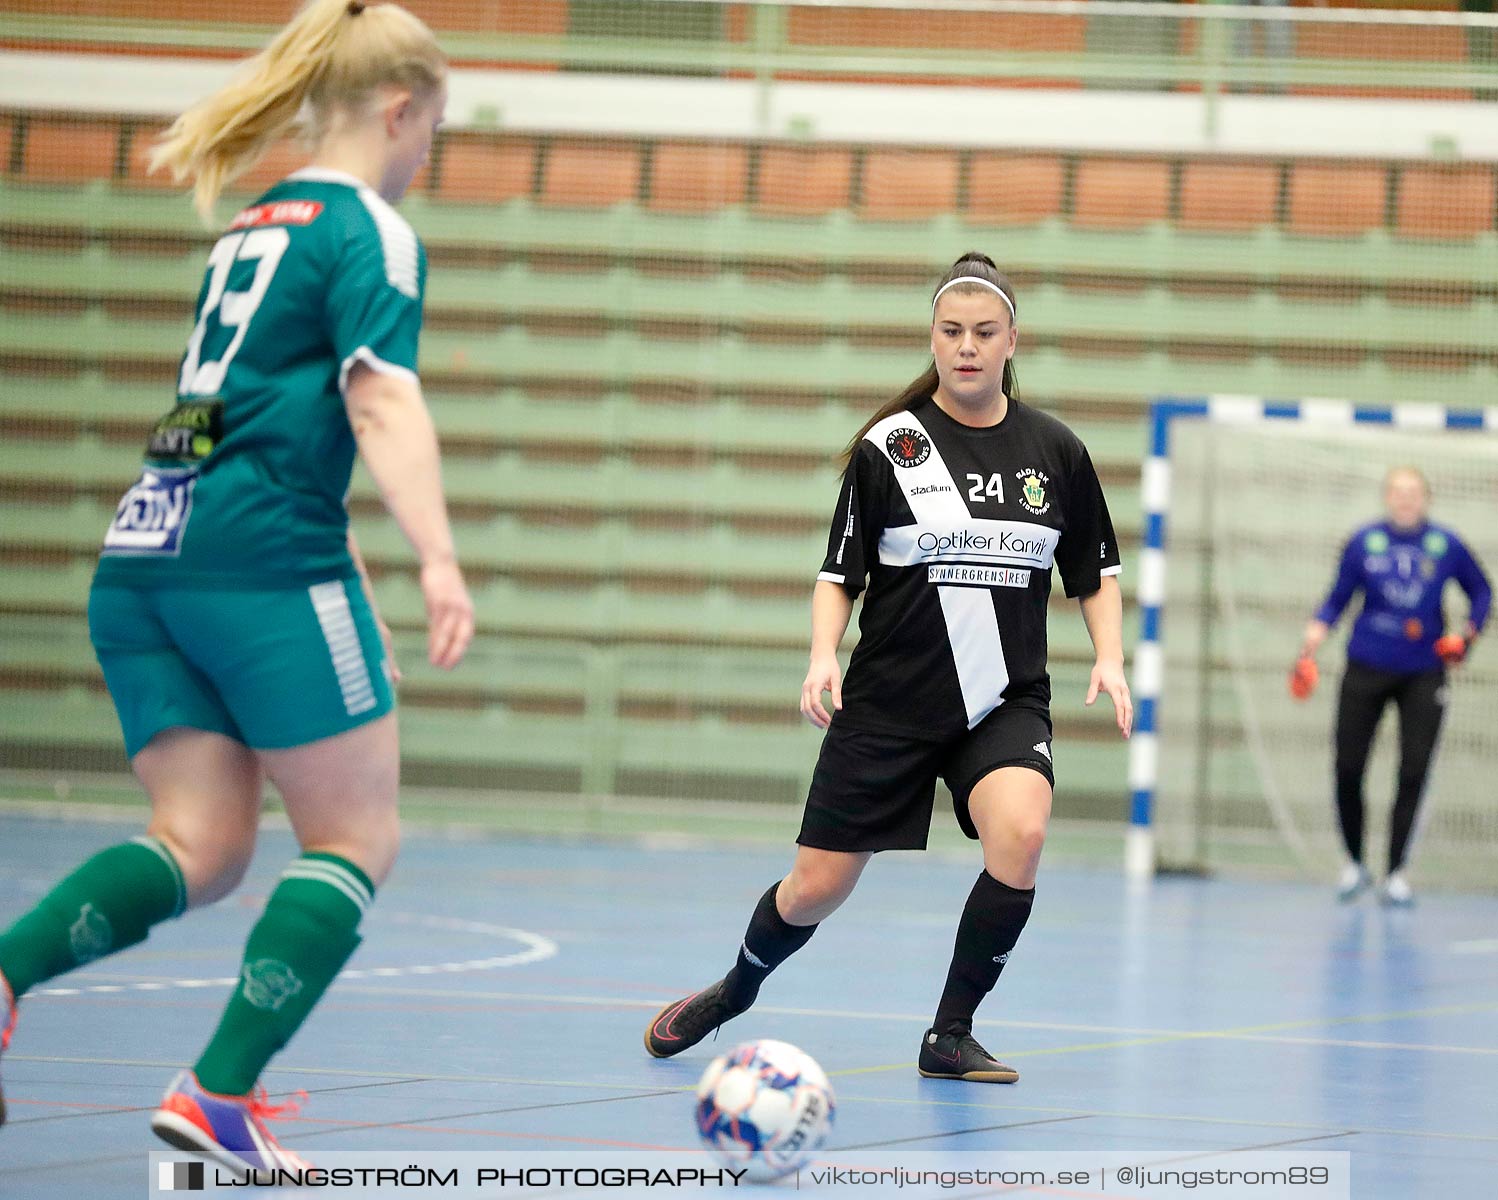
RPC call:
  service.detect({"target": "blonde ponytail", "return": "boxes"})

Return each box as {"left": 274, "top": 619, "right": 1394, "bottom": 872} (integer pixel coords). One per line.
{"left": 151, "top": 0, "right": 444, "bottom": 222}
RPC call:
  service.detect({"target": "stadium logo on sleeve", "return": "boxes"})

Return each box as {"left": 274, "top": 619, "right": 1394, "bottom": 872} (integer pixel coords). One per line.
{"left": 886, "top": 428, "right": 931, "bottom": 468}
{"left": 1015, "top": 468, "right": 1051, "bottom": 515}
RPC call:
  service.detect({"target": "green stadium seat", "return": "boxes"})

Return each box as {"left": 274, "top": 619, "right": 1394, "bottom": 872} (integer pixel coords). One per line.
{"left": 0, "top": 688, "right": 125, "bottom": 754}
{"left": 0, "top": 561, "right": 99, "bottom": 615}
{"left": 0, "top": 613, "right": 101, "bottom": 676}
{"left": 7, "top": 180, "right": 1497, "bottom": 295}
{"left": 2, "top": 436, "right": 138, "bottom": 487}
{"left": 0, "top": 242, "right": 202, "bottom": 300}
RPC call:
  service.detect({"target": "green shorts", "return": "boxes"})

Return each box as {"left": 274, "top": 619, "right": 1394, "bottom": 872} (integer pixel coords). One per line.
{"left": 88, "top": 578, "right": 395, "bottom": 758}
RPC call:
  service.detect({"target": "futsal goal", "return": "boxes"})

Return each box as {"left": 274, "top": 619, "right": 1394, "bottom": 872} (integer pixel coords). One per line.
{"left": 1127, "top": 397, "right": 1498, "bottom": 890}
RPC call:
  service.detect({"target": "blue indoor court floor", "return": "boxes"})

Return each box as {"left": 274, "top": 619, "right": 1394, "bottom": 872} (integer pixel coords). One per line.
{"left": 2, "top": 812, "right": 1496, "bottom": 1199}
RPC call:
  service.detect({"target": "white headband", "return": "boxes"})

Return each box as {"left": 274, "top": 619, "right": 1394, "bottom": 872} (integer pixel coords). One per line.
{"left": 932, "top": 275, "right": 1016, "bottom": 321}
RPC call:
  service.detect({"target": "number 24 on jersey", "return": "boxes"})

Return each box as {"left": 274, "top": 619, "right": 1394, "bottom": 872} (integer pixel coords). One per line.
{"left": 966, "top": 473, "right": 1004, "bottom": 503}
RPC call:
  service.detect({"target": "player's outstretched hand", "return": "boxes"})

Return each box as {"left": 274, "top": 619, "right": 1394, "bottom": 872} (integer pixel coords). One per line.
{"left": 421, "top": 557, "right": 475, "bottom": 670}
{"left": 1086, "top": 658, "right": 1132, "bottom": 739}
{"left": 1288, "top": 655, "right": 1319, "bottom": 700}
{"left": 1434, "top": 634, "right": 1469, "bottom": 666}
{"left": 800, "top": 653, "right": 843, "bottom": 730}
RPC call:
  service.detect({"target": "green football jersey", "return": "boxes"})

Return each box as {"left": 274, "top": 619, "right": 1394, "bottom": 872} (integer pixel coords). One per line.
{"left": 95, "top": 167, "right": 427, "bottom": 588}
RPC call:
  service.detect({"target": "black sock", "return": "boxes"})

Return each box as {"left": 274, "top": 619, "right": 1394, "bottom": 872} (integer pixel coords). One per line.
{"left": 721, "top": 881, "right": 817, "bottom": 1010}
{"left": 932, "top": 871, "right": 1035, "bottom": 1037}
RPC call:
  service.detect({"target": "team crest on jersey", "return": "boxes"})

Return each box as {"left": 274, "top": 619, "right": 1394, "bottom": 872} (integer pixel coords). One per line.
{"left": 1422, "top": 530, "right": 1448, "bottom": 558}
{"left": 1015, "top": 468, "right": 1051, "bottom": 515}
{"left": 1364, "top": 529, "right": 1390, "bottom": 554}
{"left": 886, "top": 428, "right": 931, "bottom": 468}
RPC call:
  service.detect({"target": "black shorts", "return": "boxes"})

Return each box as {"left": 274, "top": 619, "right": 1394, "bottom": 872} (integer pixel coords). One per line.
{"left": 797, "top": 701, "right": 1054, "bottom": 853}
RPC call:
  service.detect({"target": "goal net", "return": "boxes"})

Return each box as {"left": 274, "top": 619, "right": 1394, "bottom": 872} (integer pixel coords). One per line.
{"left": 1148, "top": 403, "right": 1498, "bottom": 890}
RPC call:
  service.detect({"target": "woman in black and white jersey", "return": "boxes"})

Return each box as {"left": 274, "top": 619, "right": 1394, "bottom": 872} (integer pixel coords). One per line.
{"left": 643, "top": 252, "right": 1132, "bottom": 1082}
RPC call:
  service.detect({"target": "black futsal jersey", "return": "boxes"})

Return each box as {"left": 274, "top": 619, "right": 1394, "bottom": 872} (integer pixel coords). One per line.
{"left": 817, "top": 396, "right": 1121, "bottom": 740}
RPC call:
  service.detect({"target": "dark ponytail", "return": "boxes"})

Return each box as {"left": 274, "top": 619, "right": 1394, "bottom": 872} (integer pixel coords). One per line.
{"left": 840, "top": 251, "right": 1019, "bottom": 469}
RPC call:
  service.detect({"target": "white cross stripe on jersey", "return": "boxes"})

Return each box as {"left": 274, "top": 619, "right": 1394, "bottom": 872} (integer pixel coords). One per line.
{"left": 938, "top": 586, "right": 1008, "bottom": 728}
{"left": 879, "top": 519, "right": 1060, "bottom": 570}
{"left": 866, "top": 411, "right": 971, "bottom": 526}
{"left": 866, "top": 411, "right": 1010, "bottom": 729}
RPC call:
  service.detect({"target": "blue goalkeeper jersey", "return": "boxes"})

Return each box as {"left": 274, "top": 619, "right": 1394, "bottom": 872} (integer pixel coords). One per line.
{"left": 1315, "top": 521, "right": 1491, "bottom": 675}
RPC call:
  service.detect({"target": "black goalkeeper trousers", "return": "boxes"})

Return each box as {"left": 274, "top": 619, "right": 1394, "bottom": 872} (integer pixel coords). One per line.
{"left": 1334, "top": 660, "right": 1446, "bottom": 874}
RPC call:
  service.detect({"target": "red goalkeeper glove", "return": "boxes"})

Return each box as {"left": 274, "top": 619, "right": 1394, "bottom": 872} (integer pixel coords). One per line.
{"left": 1289, "top": 655, "right": 1319, "bottom": 700}
{"left": 1434, "top": 633, "right": 1469, "bottom": 665}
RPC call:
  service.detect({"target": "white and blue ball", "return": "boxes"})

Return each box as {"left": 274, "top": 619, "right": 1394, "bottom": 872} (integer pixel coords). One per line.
{"left": 695, "top": 1039, "right": 835, "bottom": 1183}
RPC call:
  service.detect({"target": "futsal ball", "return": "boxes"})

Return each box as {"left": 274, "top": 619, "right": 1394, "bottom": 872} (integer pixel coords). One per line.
{"left": 695, "top": 1039, "right": 835, "bottom": 1183}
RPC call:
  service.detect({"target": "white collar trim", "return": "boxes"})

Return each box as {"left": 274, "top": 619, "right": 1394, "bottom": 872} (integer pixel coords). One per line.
{"left": 286, "top": 167, "right": 372, "bottom": 191}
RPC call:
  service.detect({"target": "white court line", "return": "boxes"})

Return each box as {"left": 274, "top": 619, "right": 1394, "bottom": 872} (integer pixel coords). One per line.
{"left": 31, "top": 978, "right": 1498, "bottom": 1060}
{"left": 1450, "top": 938, "right": 1498, "bottom": 955}
{"left": 26, "top": 912, "right": 557, "bottom": 998}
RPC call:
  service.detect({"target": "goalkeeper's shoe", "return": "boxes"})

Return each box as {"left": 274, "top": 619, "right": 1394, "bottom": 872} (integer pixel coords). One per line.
{"left": 150, "top": 1070, "right": 311, "bottom": 1178}
{"left": 644, "top": 980, "right": 749, "bottom": 1059}
{"left": 917, "top": 1028, "right": 1019, "bottom": 1084}
{"left": 1336, "top": 863, "right": 1372, "bottom": 903}
{"left": 1380, "top": 871, "right": 1415, "bottom": 908}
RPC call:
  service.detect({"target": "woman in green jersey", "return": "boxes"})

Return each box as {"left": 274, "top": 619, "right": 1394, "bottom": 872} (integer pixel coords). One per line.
{"left": 0, "top": 0, "right": 472, "bottom": 1175}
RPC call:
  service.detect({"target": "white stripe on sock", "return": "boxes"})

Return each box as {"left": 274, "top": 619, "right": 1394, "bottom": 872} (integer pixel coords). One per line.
{"left": 281, "top": 867, "right": 371, "bottom": 915}
{"left": 131, "top": 835, "right": 188, "bottom": 917}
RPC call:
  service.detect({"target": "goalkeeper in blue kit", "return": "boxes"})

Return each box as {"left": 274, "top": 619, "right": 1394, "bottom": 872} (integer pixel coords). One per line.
{"left": 1293, "top": 467, "right": 1489, "bottom": 905}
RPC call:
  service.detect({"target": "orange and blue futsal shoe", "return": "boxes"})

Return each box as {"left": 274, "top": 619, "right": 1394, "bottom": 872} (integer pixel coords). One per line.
{"left": 150, "top": 1070, "right": 310, "bottom": 1179}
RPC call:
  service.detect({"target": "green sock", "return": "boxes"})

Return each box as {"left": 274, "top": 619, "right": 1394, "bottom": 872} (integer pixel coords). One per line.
{"left": 0, "top": 836, "right": 187, "bottom": 997}
{"left": 193, "top": 853, "right": 372, "bottom": 1096}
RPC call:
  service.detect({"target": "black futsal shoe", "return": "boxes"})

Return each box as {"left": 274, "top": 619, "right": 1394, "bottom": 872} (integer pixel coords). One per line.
{"left": 643, "top": 979, "right": 748, "bottom": 1059}
{"left": 917, "top": 1027, "right": 1020, "bottom": 1083}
